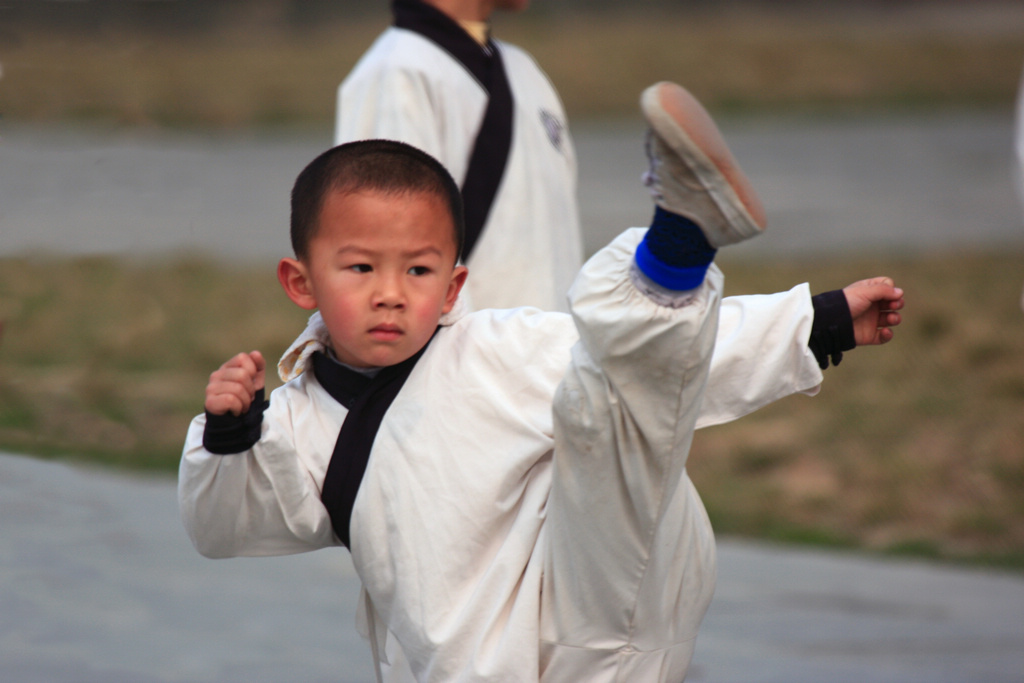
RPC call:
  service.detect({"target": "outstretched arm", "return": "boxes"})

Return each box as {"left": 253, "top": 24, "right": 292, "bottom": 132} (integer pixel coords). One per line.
{"left": 695, "top": 276, "right": 905, "bottom": 428}
{"left": 844, "top": 277, "right": 904, "bottom": 346}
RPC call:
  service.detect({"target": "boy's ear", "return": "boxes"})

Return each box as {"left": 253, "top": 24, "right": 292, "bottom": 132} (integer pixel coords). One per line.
{"left": 277, "top": 257, "right": 318, "bottom": 310}
{"left": 442, "top": 265, "right": 469, "bottom": 314}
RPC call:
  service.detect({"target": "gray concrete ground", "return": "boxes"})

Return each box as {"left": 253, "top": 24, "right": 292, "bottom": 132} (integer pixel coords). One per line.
{"left": 575, "top": 111, "right": 1024, "bottom": 261}
{"left": 3, "top": 452, "right": 1023, "bottom": 683}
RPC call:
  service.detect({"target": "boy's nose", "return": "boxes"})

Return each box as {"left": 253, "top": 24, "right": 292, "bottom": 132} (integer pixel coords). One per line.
{"left": 373, "top": 275, "right": 406, "bottom": 309}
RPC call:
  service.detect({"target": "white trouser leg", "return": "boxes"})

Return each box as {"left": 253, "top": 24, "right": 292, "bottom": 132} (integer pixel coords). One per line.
{"left": 540, "top": 232, "right": 721, "bottom": 683}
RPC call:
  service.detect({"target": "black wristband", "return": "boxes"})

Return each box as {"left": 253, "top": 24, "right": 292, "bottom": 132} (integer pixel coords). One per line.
{"left": 202, "top": 388, "right": 268, "bottom": 454}
{"left": 809, "top": 290, "right": 856, "bottom": 370}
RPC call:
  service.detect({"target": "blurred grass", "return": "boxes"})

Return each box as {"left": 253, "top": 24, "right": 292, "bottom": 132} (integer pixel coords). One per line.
{"left": 0, "top": 256, "right": 309, "bottom": 470}
{"left": 696, "top": 251, "right": 1024, "bottom": 570}
{"left": 1, "top": 3, "right": 1023, "bottom": 127}
{"left": 1, "top": 252, "right": 1022, "bottom": 569}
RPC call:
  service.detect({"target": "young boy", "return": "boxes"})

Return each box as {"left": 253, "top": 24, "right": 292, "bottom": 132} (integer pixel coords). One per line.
{"left": 335, "top": 0, "right": 583, "bottom": 312}
{"left": 180, "top": 82, "right": 903, "bottom": 682}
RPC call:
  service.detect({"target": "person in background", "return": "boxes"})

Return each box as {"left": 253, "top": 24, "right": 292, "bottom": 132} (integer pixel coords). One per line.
{"left": 335, "top": 0, "right": 583, "bottom": 312}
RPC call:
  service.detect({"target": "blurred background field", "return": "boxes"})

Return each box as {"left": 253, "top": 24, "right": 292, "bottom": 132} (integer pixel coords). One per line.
{"left": 3, "top": 0, "right": 1024, "bottom": 126}
{"left": 2, "top": 250, "right": 1023, "bottom": 570}
{"left": 1, "top": 0, "right": 1023, "bottom": 569}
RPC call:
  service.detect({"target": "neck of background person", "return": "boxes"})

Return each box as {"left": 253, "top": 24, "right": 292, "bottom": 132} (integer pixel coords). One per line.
{"left": 457, "top": 19, "right": 489, "bottom": 45}
{"left": 394, "top": 0, "right": 492, "bottom": 49}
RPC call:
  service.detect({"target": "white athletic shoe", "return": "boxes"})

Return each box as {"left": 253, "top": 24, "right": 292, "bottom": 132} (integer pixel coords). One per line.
{"left": 641, "top": 81, "right": 766, "bottom": 247}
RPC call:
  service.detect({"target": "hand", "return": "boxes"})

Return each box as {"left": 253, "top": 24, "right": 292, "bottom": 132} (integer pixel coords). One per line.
{"left": 843, "top": 277, "right": 905, "bottom": 346}
{"left": 204, "top": 351, "right": 266, "bottom": 416}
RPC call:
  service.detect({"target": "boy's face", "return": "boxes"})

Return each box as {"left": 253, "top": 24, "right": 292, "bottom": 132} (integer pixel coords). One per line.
{"left": 279, "top": 189, "right": 467, "bottom": 368}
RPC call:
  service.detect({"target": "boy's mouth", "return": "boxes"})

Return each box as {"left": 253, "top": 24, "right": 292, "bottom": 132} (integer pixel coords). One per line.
{"left": 369, "top": 323, "right": 403, "bottom": 341}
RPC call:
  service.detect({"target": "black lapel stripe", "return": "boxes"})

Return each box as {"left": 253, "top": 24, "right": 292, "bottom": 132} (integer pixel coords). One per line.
{"left": 314, "top": 337, "right": 433, "bottom": 549}
{"left": 459, "top": 51, "right": 513, "bottom": 261}
{"left": 393, "top": 0, "right": 515, "bottom": 261}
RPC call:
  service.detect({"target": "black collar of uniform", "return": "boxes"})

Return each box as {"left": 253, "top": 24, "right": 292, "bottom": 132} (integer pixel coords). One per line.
{"left": 392, "top": 0, "right": 494, "bottom": 85}
{"left": 315, "top": 330, "right": 439, "bottom": 549}
{"left": 311, "top": 351, "right": 376, "bottom": 409}
{"left": 311, "top": 332, "right": 438, "bottom": 410}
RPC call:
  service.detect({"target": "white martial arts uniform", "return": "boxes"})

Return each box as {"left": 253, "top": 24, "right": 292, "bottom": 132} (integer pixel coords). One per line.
{"left": 180, "top": 229, "right": 824, "bottom": 682}
{"left": 335, "top": 22, "right": 582, "bottom": 313}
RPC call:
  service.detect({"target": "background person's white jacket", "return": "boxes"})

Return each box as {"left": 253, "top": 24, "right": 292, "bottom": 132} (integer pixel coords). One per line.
{"left": 180, "top": 229, "right": 823, "bottom": 682}
{"left": 336, "top": 27, "right": 582, "bottom": 313}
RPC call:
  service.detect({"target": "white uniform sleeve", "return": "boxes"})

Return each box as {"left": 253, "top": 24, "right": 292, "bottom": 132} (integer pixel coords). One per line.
{"left": 699, "top": 285, "right": 825, "bottom": 429}
{"left": 178, "top": 381, "right": 340, "bottom": 559}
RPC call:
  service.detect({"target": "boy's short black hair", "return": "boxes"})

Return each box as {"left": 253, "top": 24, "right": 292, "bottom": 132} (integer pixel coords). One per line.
{"left": 290, "top": 139, "right": 465, "bottom": 263}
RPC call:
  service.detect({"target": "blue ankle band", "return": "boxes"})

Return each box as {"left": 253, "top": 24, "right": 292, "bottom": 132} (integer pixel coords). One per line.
{"left": 635, "top": 207, "right": 716, "bottom": 290}
{"left": 635, "top": 240, "right": 710, "bottom": 290}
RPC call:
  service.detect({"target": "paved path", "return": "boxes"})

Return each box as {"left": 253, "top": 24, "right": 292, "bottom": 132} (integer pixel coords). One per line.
{"left": 2, "top": 112, "right": 1022, "bottom": 262}
{"left": 575, "top": 111, "right": 1024, "bottom": 260}
{"left": 3, "top": 452, "right": 1023, "bottom": 683}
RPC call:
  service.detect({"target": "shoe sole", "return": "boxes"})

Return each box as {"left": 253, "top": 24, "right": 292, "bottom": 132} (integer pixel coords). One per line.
{"left": 641, "top": 82, "right": 766, "bottom": 245}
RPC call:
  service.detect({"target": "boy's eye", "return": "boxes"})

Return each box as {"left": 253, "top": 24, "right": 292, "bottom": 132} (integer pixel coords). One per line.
{"left": 350, "top": 264, "right": 372, "bottom": 273}
{"left": 408, "top": 266, "right": 431, "bottom": 276}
